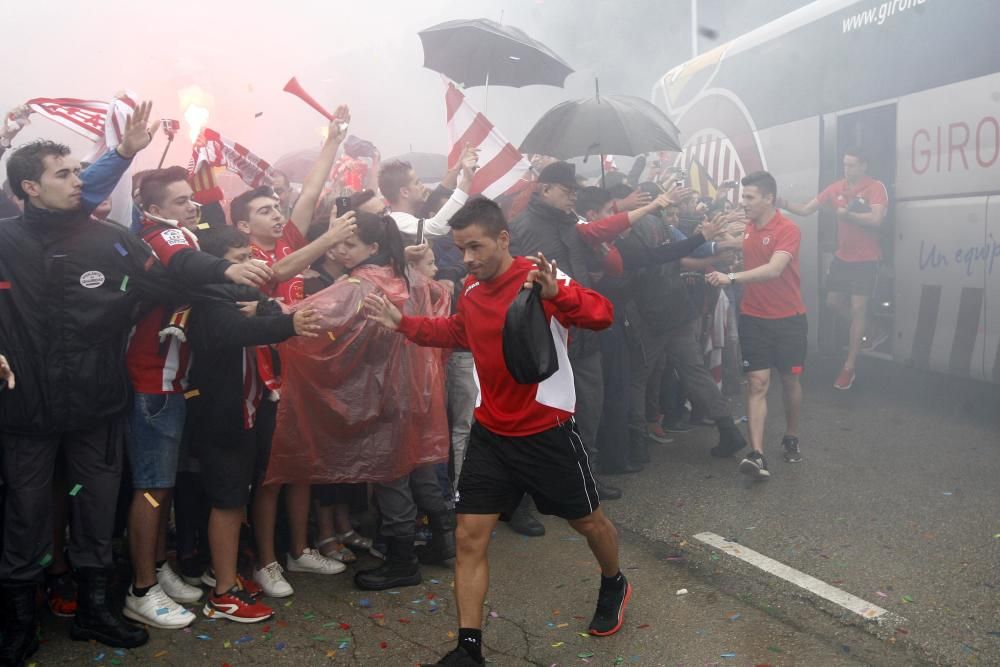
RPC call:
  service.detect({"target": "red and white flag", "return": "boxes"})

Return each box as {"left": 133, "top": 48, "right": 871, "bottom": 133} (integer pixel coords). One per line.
{"left": 188, "top": 127, "right": 273, "bottom": 189}
{"left": 25, "top": 92, "right": 139, "bottom": 161}
{"left": 444, "top": 82, "right": 530, "bottom": 200}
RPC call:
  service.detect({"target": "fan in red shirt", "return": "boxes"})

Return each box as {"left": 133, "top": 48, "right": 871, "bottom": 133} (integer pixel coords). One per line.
{"left": 365, "top": 197, "right": 632, "bottom": 667}
{"left": 778, "top": 147, "right": 889, "bottom": 390}
{"left": 707, "top": 171, "right": 806, "bottom": 482}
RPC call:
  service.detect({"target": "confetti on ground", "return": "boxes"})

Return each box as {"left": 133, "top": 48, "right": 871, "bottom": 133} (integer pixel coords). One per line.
{"left": 196, "top": 634, "right": 211, "bottom": 640}
{"left": 359, "top": 598, "right": 371, "bottom": 607}
{"left": 902, "top": 595, "right": 915, "bottom": 603}
{"left": 143, "top": 492, "right": 159, "bottom": 508}
{"left": 637, "top": 624, "right": 650, "bottom": 629}
{"left": 489, "top": 611, "right": 498, "bottom": 618}
{"left": 234, "top": 635, "right": 254, "bottom": 645}
{"left": 676, "top": 588, "right": 688, "bottom": 595}
{"left": 284, "top": 601, "right": 293, "bottom": 607}
{"left": 69, "top": 484, "right": 83, "bottom": 496}
{"left": 721, "top": 652, "right": 737, "bottom": 658}
{"left": 303, "top": 612, "right": 315, "bottom": 620}
{"left": 430, "top": 579, "right": 440, "bottom": 584}
{"left": 577, "top": 652, "right": 594, "bottom": 658}
{"left": 728, "top": 613, "right": 741, "bottom": 621}
{"left": 552, "top": 642, "right": 564, "bottom": 647}
{"left": 223, "top": 641, "right": 231, "bottom": 648}
{"left": 114, "top": 243, "right": 128, "bottom": 256}
{"left": 276, "top": 642, "right": 286, "bottom": 650}
{"left": 379, "top": 641, "right": 388, "bottom": 649}
{"left": 153, "top": 650, "right": 168, "bottom": 658}
{"left": 876, "top": 591, "right": 888, "bottom": 598}
{"left": 95, "top": 653, "right": 105, "bottom": 661}
{"left": 767, "top": 646, "right": 783, "bottom": 653}
{"left": 39, "top": 553, "right": 53, "bottom": 567}
{"left": 114, "top": 650, "right": 125, "bottom": 657}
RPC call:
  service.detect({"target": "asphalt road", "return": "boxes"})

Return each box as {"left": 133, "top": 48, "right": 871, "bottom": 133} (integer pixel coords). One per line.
{"left": 27, "top": 357, "right": 1000, "bottom": 666}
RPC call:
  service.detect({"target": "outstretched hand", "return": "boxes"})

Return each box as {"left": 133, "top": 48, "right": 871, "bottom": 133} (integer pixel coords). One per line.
{"left": 364, "top": 293, "right": 403, "bottom": 330}
{"left": 0, "top": 354, "right": 14, "bottom": 390}
{"left": 293, "top": 307, "right": 322, "bottom": 337}
{"left": 524, "top": 252, "right": 561, "bottom": 299}
{"left": 118, "top": 100, "right": 158, "bottom": 159}
{"left": 327, "top": 105, "right": 351, "bottom": 144}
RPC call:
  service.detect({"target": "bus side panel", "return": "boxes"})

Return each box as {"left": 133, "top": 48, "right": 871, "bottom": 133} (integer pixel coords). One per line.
{"left": 756, "top": 117, "right": 822, "bottom": 347}
{"left": 897, "top": 72, "right": 1000, "bottom": 200}
{"left": 985, "top": 198, "right": 1000, "bottom": 383}
{"left": 894, "top": 198, "right": 989, "bottom": 381}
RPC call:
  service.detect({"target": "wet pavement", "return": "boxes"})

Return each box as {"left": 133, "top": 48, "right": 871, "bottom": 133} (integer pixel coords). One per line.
{"left": 28, "top": 357, "right": 1000, "bottom": 666}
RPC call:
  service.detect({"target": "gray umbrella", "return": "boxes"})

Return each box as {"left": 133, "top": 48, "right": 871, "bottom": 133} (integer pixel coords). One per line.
{"left": 519, "top": 93, "right": 682, "bottom": 161}
{"left": 418, "top": 18, "right": 573, "bottom": 88}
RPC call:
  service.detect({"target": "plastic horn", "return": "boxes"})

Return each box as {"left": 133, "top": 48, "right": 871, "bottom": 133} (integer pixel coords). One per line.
{"left": 283, "top": 77, "right": 334, "bottom": 121}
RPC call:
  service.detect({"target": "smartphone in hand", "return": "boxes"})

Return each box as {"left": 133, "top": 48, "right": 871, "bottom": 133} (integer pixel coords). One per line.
{"left": 335, "top": 196, "right": 351, "bottom": 218}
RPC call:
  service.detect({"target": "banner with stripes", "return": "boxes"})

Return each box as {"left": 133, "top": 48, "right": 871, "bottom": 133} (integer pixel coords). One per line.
{"left": 189, "top": 127, "right": 274, "bottom": 189}
{"left": 444, "top": 81, "right": 530, "bottom": 200}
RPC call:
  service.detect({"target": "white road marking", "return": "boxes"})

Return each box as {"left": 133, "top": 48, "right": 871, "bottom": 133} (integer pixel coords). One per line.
{"left": 694, "top": 532, "right": 890, "bottom": 620}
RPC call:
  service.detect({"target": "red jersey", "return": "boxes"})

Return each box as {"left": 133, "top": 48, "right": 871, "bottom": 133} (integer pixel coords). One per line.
{"left": 816, "top": 176, "right": 888, "bottom": 263}
{"left": 398, "top": 256, "right": 614, "bottom": 437}
{"left": 251, "top": 222, "right": 307, "bottom": 304}
{"left": 740, "top": 211, "right": 806, "bottom": 320}
{"left": 126, "top": 221, "right": 200, "bottom": 393}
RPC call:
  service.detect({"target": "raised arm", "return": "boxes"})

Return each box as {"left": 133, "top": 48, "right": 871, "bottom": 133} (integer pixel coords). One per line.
{"left": 777, "top": 195, "right": 820, "bottom": 217}
{"left": 527, "top": 253, "right": 613, "bottom": 331}
{"left": 81, "top": 100, "right": 157, "bottom": 213}
{"left": 269, "top": 211, "right": 357, "bottom": 283}
{"left": 422, "top": 148, "right": 478, "bottom": 238}
{"left": 288, "top": 106, "right": 350, "bottom": 236}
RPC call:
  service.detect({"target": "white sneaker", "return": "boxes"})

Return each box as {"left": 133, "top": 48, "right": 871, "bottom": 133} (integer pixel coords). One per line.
{"left": 286, "top": 548, "right": 347, "bottom": 575}
{"left": 253, "top": 561, "right": 294, "bottom": 598}
{"left": 123, "top": 584, "right": 196, "bottom": 629}
{"left": 156, "top": 562, "right": 203, "bottom": 603}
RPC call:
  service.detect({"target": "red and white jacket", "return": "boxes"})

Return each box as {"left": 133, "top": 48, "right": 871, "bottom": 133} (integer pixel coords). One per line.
{"left": 398, "top": 256, "right": 613, "bottom": 437}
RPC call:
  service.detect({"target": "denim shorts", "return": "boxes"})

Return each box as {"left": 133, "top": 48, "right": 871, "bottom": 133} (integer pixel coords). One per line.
{"left": 126, "top": 392, "right": 186, "bottom": 489}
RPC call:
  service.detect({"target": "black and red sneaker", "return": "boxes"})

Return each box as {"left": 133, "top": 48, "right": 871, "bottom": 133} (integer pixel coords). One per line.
{"left": 588, "top": 575, "right": 632, "bottom": 637}
{"left": 203, "top": 586, "right": 274, "bottom": 623}
{"left": 201, "top": 570, "right": 264, "bottom": 599}
{"left": 46, "top": 571, "right": 77, "bottom": 618}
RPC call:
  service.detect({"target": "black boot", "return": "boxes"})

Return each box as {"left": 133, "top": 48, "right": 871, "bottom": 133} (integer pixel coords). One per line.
{"left": 710, "top": 418, "right": 747, "bottom": 458}
{"left": 0, "top": 582, "right": 39, "bottom": 667}
{"left": 70, "top": 569, "right": 148, "bottom": 649}
{"left": 629, "top": 430, "right": 651, "bottom": 465}
{"left": 507, "top": 498, "right": 544, "bottom": 537}
{"left": 416, "top": 510, "right": 456, "bottom": 565}
{"left": 354, "top": 536, "right": 422, "bottom": 590}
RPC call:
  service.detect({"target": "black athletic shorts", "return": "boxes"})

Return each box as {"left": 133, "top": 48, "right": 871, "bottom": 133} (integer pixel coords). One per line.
{"left": 826, "top": 257, "right": 878, "bottom": 297}
{"left": 194, "top": 399, "right": 277, "bottom": 510}
{"left": 456, "top": 420, "right": 600, "bottom": 521}
{"left": 739, "top": 313, "right": 808, "bottom": 375}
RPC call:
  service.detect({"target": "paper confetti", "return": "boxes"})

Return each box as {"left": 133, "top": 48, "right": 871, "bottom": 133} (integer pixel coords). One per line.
{"left": 153, "top": 650, "right": 168, "bottom": 658}
{"left": 721, "top": 652, "right": 737, "bottom": 658}
{"left": 39, "top": 553, "right": 53, "bottom": 567}
{"left": 114, "top": 242, "right": 128, "bottom": 256}
{"left": 577, "top": 652, "right": 595, "bottom": 658}
{"left": 902, "top": 595, "right": 915, "bottom": 603}
{"left": 552, "top": 642, "right": 564, "bottom": 647}
{"left": 379, "top": 641, "right": 388, "bottom": 649}
{"left": 676, "top": 588, "right": 688, "bottom": 595}
{"left": 184, "top": 389, "right": 200, "bottom": 399}
{"left": 120, "top": 275, "right": 129, "bottom": 292}
{"left": 143, "top": 492, "right": 160, "bottom": 508}
{"left": 359, "top": 598, "right": 371, "bottom": 607}
{"left": 69, "top": 484, "right": 83, "bottom": 496}
{"left": 196, "top": 634, "right": 211, "bottom": 640}
{"left": 276, "top": 642, "right": 286, "bottom": 650}
{"left": 196, "top": 223, "right": 210, "bottom": 230}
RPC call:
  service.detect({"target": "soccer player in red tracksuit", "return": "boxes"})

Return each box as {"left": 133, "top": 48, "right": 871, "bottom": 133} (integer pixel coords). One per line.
{"left": 364, "top": 196, "right": 629, "bottom": 667}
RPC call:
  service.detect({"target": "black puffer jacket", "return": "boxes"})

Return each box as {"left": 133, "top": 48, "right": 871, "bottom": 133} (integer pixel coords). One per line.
{"left": 509, "top": 195, "right": 602, "bottom": 359}
{"left": 0, "top": 203, "right": 230, "bottom": 435}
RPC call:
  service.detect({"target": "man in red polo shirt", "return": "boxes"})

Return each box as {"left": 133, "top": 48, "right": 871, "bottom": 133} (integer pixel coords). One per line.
{"left": 778, "top": 147, "right": 888, "bottom": 390}
{"left": 707, "top": 171, "right": 806, "bottom": 480}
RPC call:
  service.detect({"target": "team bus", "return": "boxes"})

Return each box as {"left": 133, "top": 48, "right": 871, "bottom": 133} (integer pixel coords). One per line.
{"left": 652, "top": 0, "right": 1000, "bottom": 384}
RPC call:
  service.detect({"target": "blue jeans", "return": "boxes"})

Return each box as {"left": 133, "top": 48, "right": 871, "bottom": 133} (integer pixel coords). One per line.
{"left": 126, "top": 392, "right": 185, "bottom": 489}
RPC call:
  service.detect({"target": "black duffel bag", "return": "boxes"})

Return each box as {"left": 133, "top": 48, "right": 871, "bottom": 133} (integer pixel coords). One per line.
{"left": 502, "top": 283, "right": 559, "bottom": 384}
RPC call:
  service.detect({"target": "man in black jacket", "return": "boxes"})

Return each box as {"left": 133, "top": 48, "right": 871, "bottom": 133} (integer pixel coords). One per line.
{"left": 509, "top": 162, "right": 618, "bottom": 534}
{"left": 0, "top": 117, "right": 271, "bottom": 663}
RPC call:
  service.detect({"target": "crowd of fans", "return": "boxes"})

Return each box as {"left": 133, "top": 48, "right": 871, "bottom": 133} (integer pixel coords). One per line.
{"left": 0, "top": 102, "right": 756, "bottom": 665}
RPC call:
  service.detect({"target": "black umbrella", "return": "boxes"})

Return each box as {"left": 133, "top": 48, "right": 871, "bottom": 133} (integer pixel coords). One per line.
{"left": 418, "top": 18, "right": 573, "bottom": 89}
{"left": 519, "top": 91, "right": 682, "bottom": 163}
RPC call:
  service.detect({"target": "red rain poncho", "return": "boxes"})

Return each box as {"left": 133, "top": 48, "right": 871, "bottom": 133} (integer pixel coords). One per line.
{"left": 265, "top": 264, "right": 450, "bottom": 484}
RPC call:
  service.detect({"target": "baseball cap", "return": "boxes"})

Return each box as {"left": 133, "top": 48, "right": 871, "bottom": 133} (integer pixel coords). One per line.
{"left": 537, "top": 161, "right": 579, "bottom": 190}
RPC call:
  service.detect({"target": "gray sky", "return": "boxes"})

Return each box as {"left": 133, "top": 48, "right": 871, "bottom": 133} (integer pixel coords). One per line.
{"left": 1, "top": 0, "right": 809, "bottom": 171}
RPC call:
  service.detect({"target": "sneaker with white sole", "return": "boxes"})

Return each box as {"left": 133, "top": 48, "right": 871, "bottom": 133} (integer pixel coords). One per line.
{"left": 201, "top": 570, "right": 263, "bottom": 599}
{"left": 156, "top": 562, "right": 203, "bottom": 603}
{"left": 123, "top": 584, "right": 196, "bottom": 629}
{"left": 738, "top": 451, "right": 771, "bottom": 480}
{"left": 204, "top": 586, "right": 273, "bottom": 623}
{"left": 253, "top": 562, "right": 294, "bottom": 598}
{"left": 286, "top": 548, "right": 347, "bottom": 575}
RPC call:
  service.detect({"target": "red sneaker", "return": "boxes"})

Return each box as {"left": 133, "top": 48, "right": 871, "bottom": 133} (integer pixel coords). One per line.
{"left": 646, "top": 422, "right": 674, "bottom": 445}
{"left": 833, "top": 367, "right": 855, "bottom": 390}
{"left": 46, "top": 572, "right": 77, "bottom": 618}
{"left": 203, "top": 586, "right": 274, "bottom": 623}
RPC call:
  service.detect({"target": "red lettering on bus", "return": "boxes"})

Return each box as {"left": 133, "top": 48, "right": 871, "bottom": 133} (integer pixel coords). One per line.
{"left": 976, "top": 117, "right": 1000, "bottom": 168}
{"left": 948, "top": 122, "right": 970, "bottom": 171}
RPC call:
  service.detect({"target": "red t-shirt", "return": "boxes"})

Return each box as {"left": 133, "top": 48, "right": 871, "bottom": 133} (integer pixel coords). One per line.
{"left": 397, "top": 257, "right": 614, "bottom": 437}
{"left": 126, "top": 221, "right": 200, "bottom": 394}
{"left": 740, "top": 211, "right": 806, "bottom": 320}
{"left": 251, "top": 222, "right": 307, "bottom": 304}
{"left": 816, "top": 176, "right": 888, "bottom": 263}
